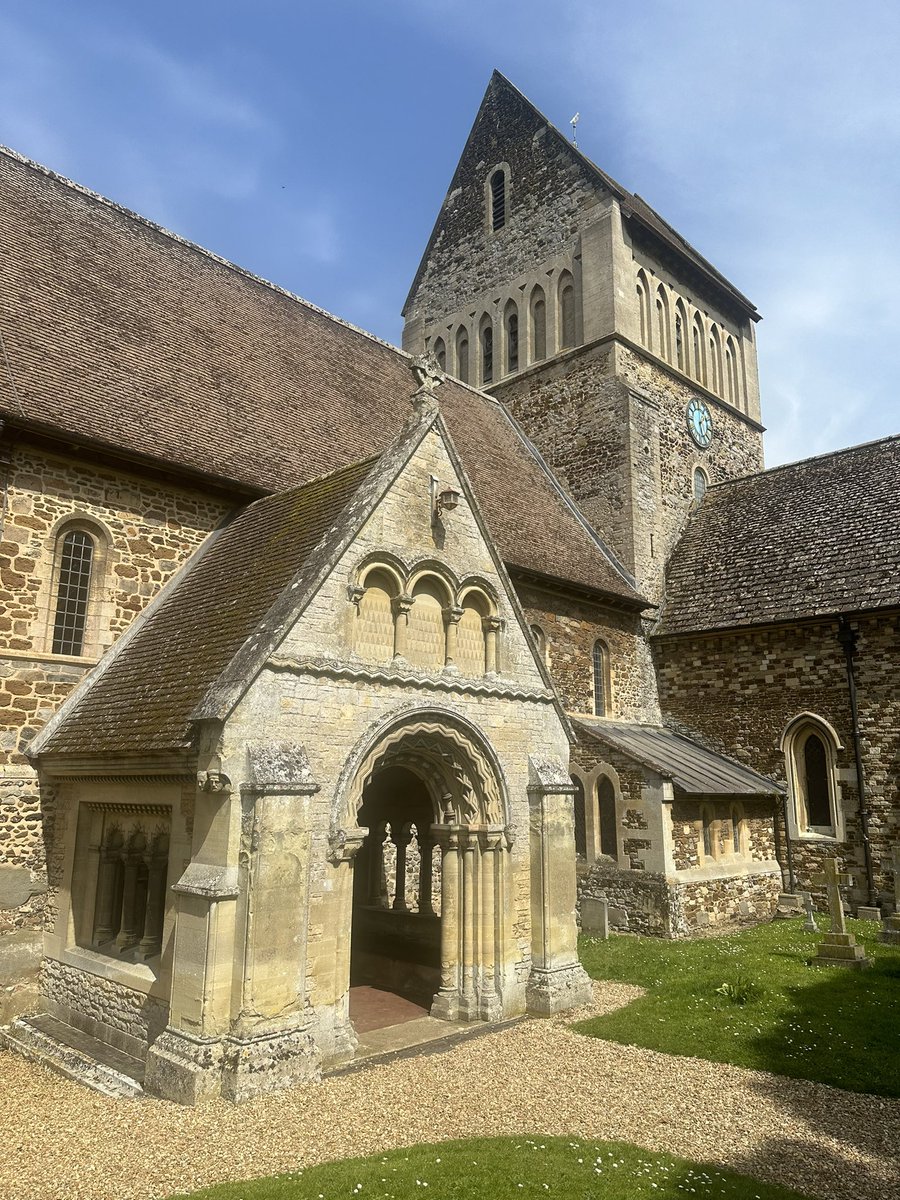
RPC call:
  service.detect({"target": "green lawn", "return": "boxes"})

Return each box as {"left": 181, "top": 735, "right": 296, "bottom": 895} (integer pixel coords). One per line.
{"left": 164, "top": 1136, "right": 813, "bottom": 1200}
{"left": 577, "top": 917, "right": 900, "bottom": 1096}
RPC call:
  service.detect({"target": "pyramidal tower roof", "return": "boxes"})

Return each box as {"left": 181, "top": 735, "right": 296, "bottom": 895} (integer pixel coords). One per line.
{"left": 404, "top": 70, "right": 757, "bottom": 320}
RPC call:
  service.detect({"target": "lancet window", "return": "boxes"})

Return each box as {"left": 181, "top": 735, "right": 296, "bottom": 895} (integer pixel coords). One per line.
{"left": 592, "top": 640, "right": 611, "bottom": 717}
{"left": 480, "top": 317, "right": 494, "bottom": 384}
{"left": 559, "top": 272, "right": 576, "bottom": 349}
{"left": 504, "top": 301, "right": 519, "bottom": 374}
{"left": 455, "top": 326, "right": 469, "bottom": 383}
{"left": 432, "top": 337, "right": 446, "bottom": 371}
{"left": 530, "top": 287, "right": 546, "bottom": 362}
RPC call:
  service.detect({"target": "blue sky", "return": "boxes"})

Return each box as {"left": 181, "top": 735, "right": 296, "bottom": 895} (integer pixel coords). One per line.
{"left": 1, "top": 0, "right": 897, "bottom": 466}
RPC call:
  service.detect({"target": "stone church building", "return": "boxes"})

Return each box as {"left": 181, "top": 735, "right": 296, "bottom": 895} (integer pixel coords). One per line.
{"left": 0, "top": 72, "right": 896, "bottom": 1102}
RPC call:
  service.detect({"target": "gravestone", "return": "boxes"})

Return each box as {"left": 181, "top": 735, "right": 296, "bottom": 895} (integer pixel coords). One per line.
{"left": 879, "top": 846, "right": 900, "bottom": 946}
{"left": 581, "top": 894, "right": 609, "bottom": 939}
{"left": 801, "top": 891, "right": 818, "bottom": 934}
{"left": 809, "top": 857, "right": 869, "bottom": 969}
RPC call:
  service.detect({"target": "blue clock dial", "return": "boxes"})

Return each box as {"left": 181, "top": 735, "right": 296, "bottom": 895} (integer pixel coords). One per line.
{"left": 687, "top": 398, "right": 713, "bottom": 448}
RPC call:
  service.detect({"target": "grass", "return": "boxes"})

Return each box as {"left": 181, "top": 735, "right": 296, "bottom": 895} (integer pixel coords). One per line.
{"left": 577, "top": 917, "right": 900, "bottom": 1096}
{"left": 163, "top": 1136, "right": 813, "bottom": 1199}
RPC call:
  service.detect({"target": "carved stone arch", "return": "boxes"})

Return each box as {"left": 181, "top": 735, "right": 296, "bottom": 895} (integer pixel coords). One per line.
{"left": 406, "top": 560, "right": 458, "bottom": 601}
{"left": 331, "top": 705, "right": 511, "bottom": 845}
{"left": 355, "top": 552, "right": 407, "bottom": 595}
{"left": 779, "top": 713, "right": 845, "bottom": 842}
{"left": 778, "top": 712, "right": 844, "bottom": 753}
{"left": 456, "top": 576, "right": 499, "bottom": 612}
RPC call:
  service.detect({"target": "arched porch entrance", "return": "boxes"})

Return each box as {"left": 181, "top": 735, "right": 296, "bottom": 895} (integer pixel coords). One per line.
{"left": 350, "top": 765, "right": 441, "bottom": 1009}
{"left": 330, "top": 712, "right": 512, "bottom": 1040}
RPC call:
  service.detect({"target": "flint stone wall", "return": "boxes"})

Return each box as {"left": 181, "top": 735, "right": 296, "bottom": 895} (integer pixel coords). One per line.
{"left": 41, "top": 956, "right": 169, "bottom": 1057}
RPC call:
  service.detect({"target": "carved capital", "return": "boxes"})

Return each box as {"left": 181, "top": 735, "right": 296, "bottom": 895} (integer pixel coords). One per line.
{"left": 347, "top": 584, "right": 365, "bottom": 611}
{"left": 327, "top": 827, "right": 367, "bottom": 865}
{"left": 444, "top": 605, "right": 465, "bottom": 627}
{"left": 393, "top": 592, "right": 414, "bottom": 617}
{"left": 482, "top": 615, "right": 503, "bottom": 634}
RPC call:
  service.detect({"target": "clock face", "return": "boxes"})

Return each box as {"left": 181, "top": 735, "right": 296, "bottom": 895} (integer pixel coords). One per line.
{"left": 687, "top": 398, "right": 713, "bottom": 448}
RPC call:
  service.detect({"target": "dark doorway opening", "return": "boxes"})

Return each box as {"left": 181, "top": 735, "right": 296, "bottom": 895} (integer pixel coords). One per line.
{"left": 350, "top": 765, "right": 440, "bottom": 1012}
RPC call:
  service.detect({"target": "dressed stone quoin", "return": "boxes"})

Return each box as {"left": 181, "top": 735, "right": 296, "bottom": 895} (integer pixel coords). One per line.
{"left": 0, "top": 70, "right": 897, "bottom": 1102}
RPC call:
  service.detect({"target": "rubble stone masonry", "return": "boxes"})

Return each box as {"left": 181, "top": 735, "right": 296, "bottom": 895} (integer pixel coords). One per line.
{"left": 0, "top": 439, "right": 231, "bottom": 930}
{"left": 655, "top": 612, "right": 900, "bottom": 911}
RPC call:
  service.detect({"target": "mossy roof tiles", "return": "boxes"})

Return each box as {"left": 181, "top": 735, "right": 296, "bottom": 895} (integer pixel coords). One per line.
{"left": 659, "top": 436, "right": 900, "bottom": 634}
{"left": 0, "top": 147, "right": 641, "bottom": 608}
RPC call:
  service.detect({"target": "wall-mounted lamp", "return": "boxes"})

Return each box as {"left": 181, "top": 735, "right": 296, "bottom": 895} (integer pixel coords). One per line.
{"left": 431, "top": 475, "right": 462, "bottom": 521}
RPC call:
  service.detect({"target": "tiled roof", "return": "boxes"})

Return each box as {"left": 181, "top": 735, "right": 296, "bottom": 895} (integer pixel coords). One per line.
{"left": 38, "top": 458, "right": 374, "bottom": 757}
{"left": 576, "top": 718, "right": 780, "bottom": 796}
{"left": 0, "top": 147, "right": 643, "bottom": 607}
{"left": 658, "top": 436, "right": 900, "bottom": 634}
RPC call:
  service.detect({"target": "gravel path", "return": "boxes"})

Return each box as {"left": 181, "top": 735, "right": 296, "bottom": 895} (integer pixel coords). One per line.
{"left": 1, "top": 982, "right": 897, "bottom": 1200}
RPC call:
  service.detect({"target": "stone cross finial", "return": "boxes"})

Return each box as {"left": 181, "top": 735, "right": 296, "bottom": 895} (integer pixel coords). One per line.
{"left": 812, "top": 857, "right": 853, "bottom": 935}
{"left": 411, "top": 353, "right": 444, "bottom": 406}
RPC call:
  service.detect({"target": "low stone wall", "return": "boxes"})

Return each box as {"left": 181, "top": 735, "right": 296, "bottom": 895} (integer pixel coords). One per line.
{"left": 0, "top": 778, "right": 47, "bottom": 933}
{"left": 578, "top": 863, "right": 781, "bottom": 939}
{"left": 40, "top": 957, "right": 168, "bottom": 1058}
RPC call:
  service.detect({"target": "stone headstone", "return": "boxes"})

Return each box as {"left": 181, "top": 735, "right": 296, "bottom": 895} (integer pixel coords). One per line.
{"left": 801, "top": 891, "right": 818, "bottom": 934}
{"left": 809, "top": 857, "right": 869, "bottom": 970}
{"left": 581, "top": 895, "right": 609, "bottom": 939}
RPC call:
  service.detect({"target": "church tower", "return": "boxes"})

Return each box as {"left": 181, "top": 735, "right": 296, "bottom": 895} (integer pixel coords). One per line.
{"left": 403, "top": 72, "right": 765, "bottom": 603}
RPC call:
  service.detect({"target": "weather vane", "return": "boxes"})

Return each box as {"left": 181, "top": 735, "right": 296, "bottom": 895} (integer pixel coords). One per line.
{"left": 570, "top": 112, "right": 580, "bottom": 148}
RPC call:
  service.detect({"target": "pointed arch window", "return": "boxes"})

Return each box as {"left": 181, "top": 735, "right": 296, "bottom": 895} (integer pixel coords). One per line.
{"left": 455, "top": 327, "right": 469, "bottom": 384}
{"left": 432, "top": 337, "right": 446, "bottom": 371}
{"left": 529, "top": 623, "right": 547, "bottom": 664}
{"left": 592, "top": 640, "right": 611, "bottom": 717}
{"left": 530, "top": 287, "right": 546, "bottom": 362}
{"left": 597, "top": 776, "right": 617, "bottom": 858}
{"left": 504, "top": 301, "right": 519, "bottom": 374}
{"left": 692, "top": 315, "right": 705, "bottom": 384}
{"left": 708, "top": 327, "right": 722, "bottom": 394}
{"left": 480, "top": 317, "right": 493, "bottom": 384}
{"left": 783, "top": 716, "right": 842, "bottom": 838}
{"left": 675, "top": 302, "right": 688, "bottom": 371}
{"left": 693, "top": 466, "right": 708, "bottom": 503}
{"left": 489, "top": 169, "right": 507, "bottom": 231}
{"left": 636, "top": 278, "right": 650, "bottom": 347}
{"left": 559, "top": 273, "right": 576, "bottom": 349}
{"left": 725, "top": 338, "right": 740, "bottom": 407}
{"left": 656, "top": 287, "right": 671, "bottom": 361}
{"left": 571, "top": 775, "right": 587, "bottom": 859}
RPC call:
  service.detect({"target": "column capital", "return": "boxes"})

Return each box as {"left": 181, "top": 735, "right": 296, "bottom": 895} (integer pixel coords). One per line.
{"left": 444, "top": 605, "right": 465, "bottom": 626}
{"left": 393, "top": 593, "right": 415, "bottom": 617}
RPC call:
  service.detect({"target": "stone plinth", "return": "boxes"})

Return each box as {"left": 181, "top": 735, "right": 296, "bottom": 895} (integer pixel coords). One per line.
{"left": 809, "top": 932, "right": 870, "bottom": 970}
{"left": 879, "top": 914, "right": 900, "bottom": 946}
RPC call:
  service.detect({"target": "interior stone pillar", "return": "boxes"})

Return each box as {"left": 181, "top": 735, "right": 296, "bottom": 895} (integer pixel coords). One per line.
{"left": 431, "top": 824, "right": 462, "bottom": 1021}
{"left": 391, "top": 822, "right": 412, "bottom": 911}
{"left": 525, "top": 757, "right": 592, "bottom": 1014}
{"left": 417, "top": 829, "right": 435, "bottom": 915}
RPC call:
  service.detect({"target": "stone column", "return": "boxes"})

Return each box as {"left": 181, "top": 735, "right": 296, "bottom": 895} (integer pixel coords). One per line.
{"left": 443, "top": 606, "right": 464, "bottom": 669}
{"left": 431, "top": 824, "right": 462, "bottom": 1021}
{"left": 459, "top": 828, "right": 478, "bottom": 1020}
{"left": 392, "top": 594, "right": 414, "bottom": 661}
{"left": 368, "top": 822, "right": 388, "bottom": 907}
{"left": 417, "top": 830, "right": 435, "bottom": 915}
{"left": 483, "top": 616, "right": 502, "bottom": 675}
{"left": 139, "top": 850, "right": 169, "bottom": 958}
{"left": 92, "top": 832, "right": 123, "bottom": 943}
{"left": 525, "top": 758, "right": 592, "bottom": 1014}
{"left": 391, "top": 823, "right": 413, "bottom": 911}
{"left": 478, "top": 828, "right": 503, "bottom": 1021}
{"left": 116, "top": 831, "right": 146, "bottom": 951}
{"left": 328, "top": 826, "right": 367, "bottom": 1064}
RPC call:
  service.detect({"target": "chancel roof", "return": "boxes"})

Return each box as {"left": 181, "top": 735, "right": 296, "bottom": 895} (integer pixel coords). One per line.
{"left": 576, "top": 718, "right": 780, "bottom": 797}
{"left": 0, "top": 147, "right": 642, "bottom": 608}
{"left": 659, "top": 436, "right": 900, "bottom": 635}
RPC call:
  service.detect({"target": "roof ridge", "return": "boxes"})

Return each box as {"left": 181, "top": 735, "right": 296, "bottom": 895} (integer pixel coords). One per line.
{"left": 708, "top": 431, "right": 900, "bottom": 491}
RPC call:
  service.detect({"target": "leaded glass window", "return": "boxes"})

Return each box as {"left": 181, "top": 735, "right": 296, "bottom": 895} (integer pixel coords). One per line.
{"left": 52, "top": 530, "right": 95, "bottom": 655}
